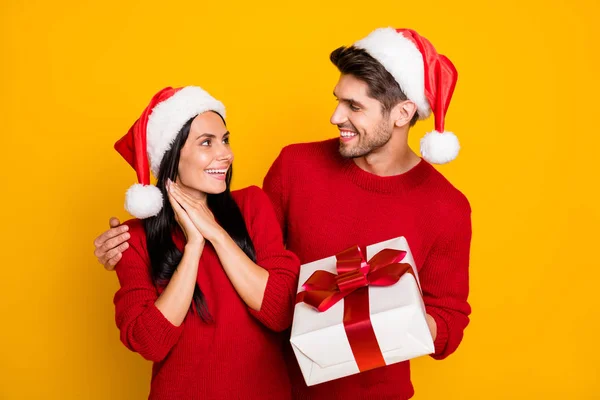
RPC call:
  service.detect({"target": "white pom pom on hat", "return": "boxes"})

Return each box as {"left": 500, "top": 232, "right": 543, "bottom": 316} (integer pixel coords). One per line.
{"left": 354, "top": 27, "right": 461, "bottom": 164}
{"left": 420, "top": 130, "right": 460, "bottom": 165}
{"left": 114, "top": 86, "right": 225, "bottom": 219}
{"left": 124, "top": 184, "right": 164, "bottom": 219}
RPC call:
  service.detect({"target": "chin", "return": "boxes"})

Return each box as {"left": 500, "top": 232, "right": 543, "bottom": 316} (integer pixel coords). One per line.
{"left": 339, "top": 142, "right": 352, "bottom": 157}
{"left": 339, "top": 143, "right": 364, "bottom": 159}
{"left": 204, "top": 181, "right": 228, "bottom": 195}
{"left": 180, "top": 179, "right": 227, "bottom": 196}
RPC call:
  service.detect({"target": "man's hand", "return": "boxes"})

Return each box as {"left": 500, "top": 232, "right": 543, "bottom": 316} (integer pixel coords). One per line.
{"left": 426, "top": 313, "right": 438, "bottom": 341}
{"left": 93, "top": 217, "right": 130, "bottom": 271}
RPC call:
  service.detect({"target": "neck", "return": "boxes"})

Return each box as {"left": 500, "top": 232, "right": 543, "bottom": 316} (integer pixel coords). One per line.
{"left": 353, "top": 127, "right": 421, "bottom": 177}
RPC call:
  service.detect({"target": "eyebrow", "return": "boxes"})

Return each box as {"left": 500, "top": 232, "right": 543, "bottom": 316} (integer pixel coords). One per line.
{"left": 333, "top": 91, "right": 365, "bottom": 109}
{"left": 195, "top": 131, "right": 230, "bottom": 140}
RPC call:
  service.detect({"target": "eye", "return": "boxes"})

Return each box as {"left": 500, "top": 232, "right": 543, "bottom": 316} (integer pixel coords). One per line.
{"left": 223, "top": 136, "right": 230, "bottom": 145}
{"left": 201, "top": 139, "right": 211, "bottom": 146}
{"left": 349, "top": 104, "right": 360, "bottom": 112}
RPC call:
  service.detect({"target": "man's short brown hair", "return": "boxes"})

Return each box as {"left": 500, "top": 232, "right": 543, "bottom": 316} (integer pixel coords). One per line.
{"left": 330, "top": 46, "right": 419, "bottom": 126}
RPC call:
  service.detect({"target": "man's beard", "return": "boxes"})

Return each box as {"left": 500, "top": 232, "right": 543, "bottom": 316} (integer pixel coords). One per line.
{"left": 339, "top": 119, "right": 392, "bottom": 159}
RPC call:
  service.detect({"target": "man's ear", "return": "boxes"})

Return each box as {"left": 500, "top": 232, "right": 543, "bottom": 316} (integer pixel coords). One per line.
{"left": 391, "top": 100, "right": 418, "bottom": 128}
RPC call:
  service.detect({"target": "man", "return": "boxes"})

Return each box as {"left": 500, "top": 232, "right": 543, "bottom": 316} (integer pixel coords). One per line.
{"left": 95, "top": 27, "right": 471, "bottom": 399}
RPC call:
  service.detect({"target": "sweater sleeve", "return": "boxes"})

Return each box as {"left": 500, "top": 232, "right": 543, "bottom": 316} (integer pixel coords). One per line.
{"left": 262, "top": 148, "right": 288, "bottom": 237}
{"left": 113, "top": 225, "right": 184, "bottom": 362}
{"left": 244, "top": 186, "right": 300, "bottom": 332}
{"left": 420, "top": 202, "right": 472, "bottom": 360}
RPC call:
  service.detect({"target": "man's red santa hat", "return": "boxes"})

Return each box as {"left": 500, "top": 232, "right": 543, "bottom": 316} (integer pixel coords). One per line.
{"left": 354, "top": 28, "right": 460, "bottom": 164}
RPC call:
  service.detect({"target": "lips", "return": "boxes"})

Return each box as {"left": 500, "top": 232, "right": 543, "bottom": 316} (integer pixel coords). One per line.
{"left": 204, "top": 167, "right": 228, "bottom": 181}
{"left": 339, "top": 130, "right": 358, "bottom": 143}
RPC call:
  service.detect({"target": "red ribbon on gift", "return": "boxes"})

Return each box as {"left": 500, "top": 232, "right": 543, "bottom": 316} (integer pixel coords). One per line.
{"left": 296, "top": 245, "right": 417, "bottom": 372}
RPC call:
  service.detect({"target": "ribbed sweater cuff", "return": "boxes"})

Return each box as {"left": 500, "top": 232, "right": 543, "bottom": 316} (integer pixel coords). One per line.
{"left": 249, "top": 271, "right": 293, "bottom": 331}
{"left": 142, "top": 303, "right": 185, "bottom": 351}
{"left": 427, "top": 308, "right": 449, "bottom": 358}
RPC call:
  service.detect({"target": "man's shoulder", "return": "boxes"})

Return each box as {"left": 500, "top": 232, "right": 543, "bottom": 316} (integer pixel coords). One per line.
{"left": 278, "top": 138, "right": 338, "bottom": 162}
{"left": 425, "top": 165, "right": 472, "bottom": 217}
{"left": 230, "top": 185, "right": 270, "bottom": 211}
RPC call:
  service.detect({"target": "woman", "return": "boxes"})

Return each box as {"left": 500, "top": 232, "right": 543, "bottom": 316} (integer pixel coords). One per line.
{"left": 112, "top": 86, "right": 299, "bottom": 399}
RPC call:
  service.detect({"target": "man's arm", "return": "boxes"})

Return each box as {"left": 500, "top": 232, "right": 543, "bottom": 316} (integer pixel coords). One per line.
{"left": 262, "top": 148, "right": 289, "bottom": 238}
{"left": 421, "top": 200, "right": 472, "bottom": 359}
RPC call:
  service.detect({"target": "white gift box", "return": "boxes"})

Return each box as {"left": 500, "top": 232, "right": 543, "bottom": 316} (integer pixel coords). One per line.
{"left": 290, "top": 237, "right": 435, "bottom": 386}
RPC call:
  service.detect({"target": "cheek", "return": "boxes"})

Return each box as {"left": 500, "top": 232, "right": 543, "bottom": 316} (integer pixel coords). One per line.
{"left": 178, "top": 150, "right": 211, "bottom": 184}
{"left": 350, "top": 113, "right": 372, "bottom": 134}
{"left": 360, "top": 112, "right": 388, "bottom": 135}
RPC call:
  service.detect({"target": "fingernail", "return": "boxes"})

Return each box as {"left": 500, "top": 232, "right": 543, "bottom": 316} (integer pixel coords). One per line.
{"left": 121, "top": 226, "right": 128, "bottom": 232}
{"left": 124, "top": 233, "right": 130, "bottom": 239}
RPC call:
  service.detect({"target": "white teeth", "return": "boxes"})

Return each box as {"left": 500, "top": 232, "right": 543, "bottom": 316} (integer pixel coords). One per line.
{"left": 205, "top": 169, "right": 228, "bottom": 174}
{"left": 340, "top": 131, "right": 357, "bottom": 138}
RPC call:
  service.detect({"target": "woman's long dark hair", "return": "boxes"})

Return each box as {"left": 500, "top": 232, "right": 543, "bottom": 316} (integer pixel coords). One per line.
{"left": 144, "top": 113, "right": 256, "bottom": 322}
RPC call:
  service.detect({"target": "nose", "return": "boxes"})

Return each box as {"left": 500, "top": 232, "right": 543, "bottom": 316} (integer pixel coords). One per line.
{"left": 216, "top": 142, "right": 233, "bottom": 162}
{"left": 330, "top": 103, "right": 347, "bottom": 126}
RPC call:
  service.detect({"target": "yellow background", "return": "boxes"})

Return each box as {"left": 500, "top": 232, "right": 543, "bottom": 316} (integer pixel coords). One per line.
{"left": 1, "top": 0, "right": 598, "bottom": 398}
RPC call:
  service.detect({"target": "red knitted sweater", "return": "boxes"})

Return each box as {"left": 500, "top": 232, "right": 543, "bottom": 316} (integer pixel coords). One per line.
{"left": 263, "top": 139, "right": 472, "bottom": 400}
{"left": 114, "top": 185, "right": 300, "bottom": 399}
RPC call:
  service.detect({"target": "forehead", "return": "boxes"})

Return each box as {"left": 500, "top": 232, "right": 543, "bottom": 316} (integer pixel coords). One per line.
{"left": 190, "top": 111, "right": 227, "bottom": 135}
{"left": 333, "top": 74, "right": 370, "bottom": 99}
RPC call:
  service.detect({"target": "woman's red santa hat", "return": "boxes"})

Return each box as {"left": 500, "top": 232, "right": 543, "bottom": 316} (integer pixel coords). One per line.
{"left": 114, "top": 86, "right": 225, "bottom": 219}
{"left": 354, "top": 28, "right": 460, "bottom": 164}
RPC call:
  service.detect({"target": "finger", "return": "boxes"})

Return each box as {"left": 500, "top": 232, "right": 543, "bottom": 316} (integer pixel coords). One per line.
{"left": 167, "top": 184, "right": 198, "bottom": 224}
{"left": 98, "top": 232, "right": 131, "bottom": 254}
{"left": 168, "top": 185, "right": 192, "bottom": 212}
{"left": 168, "top": 180, "right": 188, "bottom": 202}
{"left": 103, "top": 242, "right": 129, "bottom": 262}
{"left": 199, "top": 201, "right": 214, "bottom": 218}
{"left": 192, "top": 200, "right": 214, "bottom": 222}
{"left": 171, "top": 185, "right": 213, "bottom": 224}
{"left": 167, "top": 191, "right": 192, "bottom": 226}
{"left": 94, "top": 225, "right": 129, "bottom": 247}
{"left": 167, "top": 190, "right": 184, "bottom": 214}
{"left": 171, "top": 181, "right": 192, "bottom": 200}
{"left": 173, "top": 182, "right": 199, "bottom": 207}
{"left": 109, "top": 217, "right": 121, "bottom": 228}
{"left": 105, "top": 252, "right": 122, "bottom": 270}
{"left": 170, "top": 191, "right": 197, "bottom": 225}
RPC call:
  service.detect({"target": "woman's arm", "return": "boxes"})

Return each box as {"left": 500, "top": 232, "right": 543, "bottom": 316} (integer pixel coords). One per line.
{"left": 155, "top": 188, "right": 206, "bottom": 326}
{"left": 168, "top": 182, "right": 300, "bottom": 331}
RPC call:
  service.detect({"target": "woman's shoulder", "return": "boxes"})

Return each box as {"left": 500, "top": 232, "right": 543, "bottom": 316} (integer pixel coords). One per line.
{"left": 231, "top": 185, "right": 266, "bottom": 200}
{"left": 230, "top": 186, "right": 274, "bottom": 221}
{"left": 121, "top": 218, "right": 148, "bottom": 247}
{"left": 115, "top": 218, "right": 151, "bottom": 266}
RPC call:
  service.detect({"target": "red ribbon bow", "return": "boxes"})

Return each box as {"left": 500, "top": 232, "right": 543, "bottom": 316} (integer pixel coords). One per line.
{"left": 296, "top": 245, "right": 417, "bottom": 372}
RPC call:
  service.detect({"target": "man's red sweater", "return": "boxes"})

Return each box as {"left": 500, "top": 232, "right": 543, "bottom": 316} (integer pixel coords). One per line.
{"left": 114, "top": 186, "right": 300, "bottom": 399}
{"left": 263, "top": 139, "right": 472, "bottom": 400}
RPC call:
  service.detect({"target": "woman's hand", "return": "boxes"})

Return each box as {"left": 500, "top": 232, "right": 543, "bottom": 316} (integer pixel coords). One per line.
{"left": 167, "top": 183, "right": 204, "bottom": 246}
{"left": 167, "top": 179, "right": 224, "bottom": 243}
